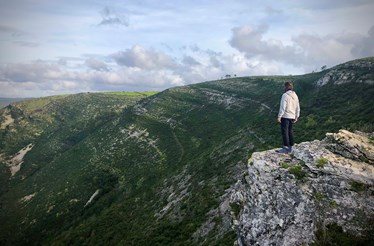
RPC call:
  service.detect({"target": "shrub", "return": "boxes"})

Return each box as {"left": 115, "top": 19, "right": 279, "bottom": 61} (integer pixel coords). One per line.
{"left": 329, "top": 200, "right": 337, "bottom": 208}
{"left": 369, "top": 137, "right": 374, "bottom": 145}
{"left": 316, "top": 158, "right": 328, "bottom": 168}
{"left": 281, "top": 162, "right": 290, "bottom": 169}
{"left": 313, "top": 192, "right": 325, "bottom": 202}
{"left": 288, "top": 165, "right": 307, "bottom": 180}
{"left": 350, "top": 181, "right": 368, "bottom": 192}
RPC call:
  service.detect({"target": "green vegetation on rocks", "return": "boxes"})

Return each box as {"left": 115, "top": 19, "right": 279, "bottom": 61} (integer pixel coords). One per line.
{"left": 316, "top": 158, "right": 328, "bottom": 168}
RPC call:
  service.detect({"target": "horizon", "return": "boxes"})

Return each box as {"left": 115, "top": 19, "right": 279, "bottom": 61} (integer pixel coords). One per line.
{"left": 1, "top": 0, "right": 374, "bottom": 98}
{"left": 0, "top": 56, "right": 370, "bottom": 99}
{"left": 0, "top": 68, "right": 324, "bottom": 99}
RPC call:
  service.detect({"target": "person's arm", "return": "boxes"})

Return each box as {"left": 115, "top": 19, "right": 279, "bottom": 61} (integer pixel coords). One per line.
{"left": 278, "top": 94, "right": 286, "bottom": 123}
{"left": 294, "top": 96, "right": 300, "bottom": 122}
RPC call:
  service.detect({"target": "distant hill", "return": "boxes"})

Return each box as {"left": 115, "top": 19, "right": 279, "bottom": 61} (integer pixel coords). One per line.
{"left": 0, "top": 98, "right": 32, "bottom": 108}
{"left": 0, "top": 58, "right": 373, "bottom": 245}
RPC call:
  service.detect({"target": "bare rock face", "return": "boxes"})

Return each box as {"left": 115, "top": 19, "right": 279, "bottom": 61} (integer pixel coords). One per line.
{"left": 316, "top": 58, "right": 374, "bottom": 87}
{"left": 230, "top": 130, "right": 374, "bottom": 245}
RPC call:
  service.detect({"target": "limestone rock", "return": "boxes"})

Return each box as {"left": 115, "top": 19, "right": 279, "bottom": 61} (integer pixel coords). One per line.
{"left": 230, "top": 130, "right": 374, "bottom": 245}
{"left": 316, "top": 58, "right": 374, "bottom": 87}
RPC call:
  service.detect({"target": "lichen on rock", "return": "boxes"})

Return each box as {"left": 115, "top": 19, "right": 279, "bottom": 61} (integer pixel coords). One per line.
{"left": 230, "top": 130, "right": 374, "bottom": 245}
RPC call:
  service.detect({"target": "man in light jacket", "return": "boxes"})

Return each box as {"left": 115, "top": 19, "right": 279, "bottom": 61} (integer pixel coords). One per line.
{"left": 276, "top": 81, "right": 300, "bottom": 154}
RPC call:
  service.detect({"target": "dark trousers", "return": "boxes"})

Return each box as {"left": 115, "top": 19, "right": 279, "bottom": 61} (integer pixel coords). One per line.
{"left": 281, "top": 118, "right": 294, "bottom": 148}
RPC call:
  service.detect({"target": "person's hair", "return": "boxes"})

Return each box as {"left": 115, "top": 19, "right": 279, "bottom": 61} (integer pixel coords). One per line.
{"left": 284, "top": 81, "right": 293, "bottom": 91}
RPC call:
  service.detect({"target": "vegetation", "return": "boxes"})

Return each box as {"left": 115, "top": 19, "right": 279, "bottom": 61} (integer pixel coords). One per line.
{"left": 288, "top": 165, "right": 308, "bottom": 180}
{"left": 316, "top": 158, "right": 329, "bottom": 168}
{"left": 100, "top": 91, "right": 157, "bottom": 96}
{"left": 312, "top": 222, "right": 374, "bottom": 246}
{"left": 0, "top": 97, "right": 32, "bottom": 108}
{"left": 0, "top": 57, "right": 373, "bottom": 245}
{"left": 313, "top": 192, "right": 326, "bottom": 202}
{"left": 230, "top": 202, "right": 241, "bottom": 218}
{"left": 369, "top": 137, "right": 374, "bottom": 145}
{"left": 350, "top": 181, "right": 369, "bottom": 192}
{"left": 281, "top": 162, "right": 290, "bottom": 169}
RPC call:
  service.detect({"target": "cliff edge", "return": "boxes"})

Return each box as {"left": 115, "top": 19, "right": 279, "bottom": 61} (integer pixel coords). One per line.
{"left": 230, "top": 130, "right": 374, "bottom": 245}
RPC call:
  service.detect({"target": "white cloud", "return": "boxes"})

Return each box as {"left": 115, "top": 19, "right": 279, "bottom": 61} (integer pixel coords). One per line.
{"left": 84, "top": 58, "right": 109, "bottom": 71}
{"left": 1, "top": 43, "right": 281, "bottom": 97}
{"left": 0, "top": 56, "right": 186, "bottom": 97}
{"left": 229, "top": 24, "right": 374, "bottom": 71}
{"left": 229, "top": 25, "right": 301, "bottom": 64}
{"left": 111, "top": 45, "right": 177, "bottom": 70}
{"left": 292, "top": 33, "right": 355, "bottom": 67}
{"left": 0, "top": 61, "right": 67, "bottom": 83}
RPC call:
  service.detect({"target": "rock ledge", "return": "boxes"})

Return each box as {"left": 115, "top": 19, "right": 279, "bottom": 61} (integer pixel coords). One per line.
{"left": 230, "top": 130, "right": 374, "bottom": 245}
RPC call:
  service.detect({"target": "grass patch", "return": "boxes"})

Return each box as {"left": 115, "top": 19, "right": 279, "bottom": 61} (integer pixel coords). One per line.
{"left": 288, "top": 165, "right": 308, "bottom": 180}
{"left": 316, "top": 158, "right": 328, "bottom": 168}
{"left": 350, "top": 181, "right": 368, "bottom": 192}
{"left": 329, "top": 200, "right": 337, "bottom": 208}
{"left": 369, "top": 137, "right": 374, "bottom": 145}
{"left": 313, "top": 192, "right": 325, "bottom": 202}
{"left": 281, "top": 162, "right": 290, "bottom": 169}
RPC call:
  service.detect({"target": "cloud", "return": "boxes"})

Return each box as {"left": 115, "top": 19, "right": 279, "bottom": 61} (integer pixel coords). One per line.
{"left": 351, "top": 25, "right": 374, "bottom": 58}
{"left": 3, "top": 19, "right": 373, "bottom": 98}
{"left": 229, "top": 25, "right": 301, "bottom": 64}
{"left": 98, "top": 6, "right": 129, "bottom": 27}
{"left": 209, "top": 56, "right": 223, "bottom": 69}
{"left": 0, "top": 24, "right": 23, "bottom": 37}
{"left": 229, "top": 24, "right": 374, "bottom": 70}
{"left": 0, "top": 61, "right": 68, "bottom": 83}
{"left": 84, "top": 58, "right": 109, "bottom": 71}
{"left": 0, "top": 57, "right": 185, "bottom": 97}
{"left": 292, "top": 26, "right": 374, "bottom": 66}
{"left": 13, "top": 41, "right": 39, "bottom": 47}
{"left": 86, "top": 68, "right": 185, "bottom": 88}
{"left": 292, "top": 33, "right": 355, "bottom": 66}
{"left": 0, "top": 60, "right": 95, "bottom": 97}
{"left": 182, "top": 56, "right": 201, "bottom": 66}
{"left": 287, "top": 0, "right": 373, "bottom": 10}
{"left": 0, "top": 43, "right": 278, "bottom": 97}
{"left": 111, "top": 45, "right": 177, "bottom": 70}
{"left": 264, "top": 6, "right": 283, "bottom": 15}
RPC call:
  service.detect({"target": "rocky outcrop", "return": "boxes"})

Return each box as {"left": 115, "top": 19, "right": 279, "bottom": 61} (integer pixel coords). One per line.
{"left": 230, "top": 130, "right": 374, "bottom": 245}
{"left": 316, "top": 58, "right": 374, "bottom": 86}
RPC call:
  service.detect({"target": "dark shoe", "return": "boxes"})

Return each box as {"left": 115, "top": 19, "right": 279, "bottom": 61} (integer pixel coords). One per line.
{"left": 276, "top": 147, "right": 290, "bottom": 154}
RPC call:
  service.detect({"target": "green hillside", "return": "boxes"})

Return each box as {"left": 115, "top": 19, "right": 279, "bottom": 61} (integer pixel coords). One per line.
{"left": 0, "top": 58, "right": 373, "bottom": 245}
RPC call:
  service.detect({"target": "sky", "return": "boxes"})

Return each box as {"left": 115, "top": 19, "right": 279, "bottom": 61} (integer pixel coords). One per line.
{"left": 0, "top": 0, "right": 373, "bottom": 97}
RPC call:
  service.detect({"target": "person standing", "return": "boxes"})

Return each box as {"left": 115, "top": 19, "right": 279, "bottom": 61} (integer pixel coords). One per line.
{"left": 276, "top": 81, "right": 300, "bottom": 154}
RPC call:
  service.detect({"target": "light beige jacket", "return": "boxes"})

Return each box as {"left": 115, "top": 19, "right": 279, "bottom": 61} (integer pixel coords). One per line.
{"left": 278, "top": 90, "right": 300, "bottom": 119}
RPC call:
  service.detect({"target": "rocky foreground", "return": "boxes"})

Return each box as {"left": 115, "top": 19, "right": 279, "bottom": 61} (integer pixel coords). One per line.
{"left": 230, "top": 130, "right": 374, "bottom": 245}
